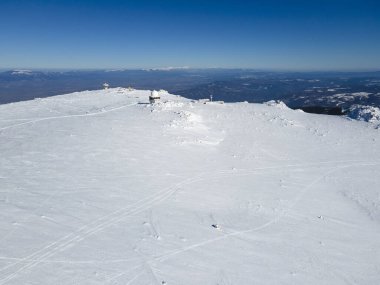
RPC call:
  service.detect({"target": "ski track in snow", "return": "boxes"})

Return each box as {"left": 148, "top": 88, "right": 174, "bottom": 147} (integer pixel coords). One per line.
{"left": 0, "top": 100, "right": 143, "bottom": 255}
{"left": 0, "top": 102, "right": 137, "bottom": 132}
{"left": 1, "top": 90, "right": 379, "bottom": 284}
{"left": 0, "top": 256, "right": 143, "bottom": 265}
{"left": 105, "top": 264, "right": 144, "bottom": 285}
{"left": 100, "top": 161, "right": 380, "bottom": 284}
{"left": 1, "top": 160, "right": 379, "bottom": 284}
{"left": 0, "top": 187, "right": 64, "bottom": 244}
{"left": 148, "top": 161, "right": 380, "bottom": 264}
{"left": 0, "top": 174, "right": 204, "bottom": 284}
{"left": 124, "top": 270, "right": 145, "bottom": 285}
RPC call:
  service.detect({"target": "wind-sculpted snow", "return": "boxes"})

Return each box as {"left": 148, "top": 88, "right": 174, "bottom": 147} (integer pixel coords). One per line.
{"left": 0, "top": 89, "right": 380, "bottom": 284}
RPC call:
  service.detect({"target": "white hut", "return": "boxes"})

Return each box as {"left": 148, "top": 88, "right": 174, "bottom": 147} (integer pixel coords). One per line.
{"left": 103, "top": 83, "right": 110, "bottom": 90}
{"left": 149, "top": 90, "right": 160, "bottom": 103}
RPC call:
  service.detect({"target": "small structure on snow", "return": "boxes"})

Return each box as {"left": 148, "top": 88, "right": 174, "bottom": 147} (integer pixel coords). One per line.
{"left": 103, "top": 83, "right": 110, "bottom": 90}
{"left": 149, "top": 90, "right": 160, "bottom": 104}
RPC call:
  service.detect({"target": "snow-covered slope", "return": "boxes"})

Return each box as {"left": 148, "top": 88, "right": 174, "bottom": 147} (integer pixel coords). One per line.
{"left": 0, "top": 88, "right": 380, "bottom": 285}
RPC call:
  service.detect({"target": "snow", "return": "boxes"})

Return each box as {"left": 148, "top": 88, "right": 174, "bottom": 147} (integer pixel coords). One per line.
{"left": 151, "top": 90, "right": 160, "bottom": 98}
{"left": 0, "top": 89, "right": 380, "bottom": 284}
{"left": 347, "top": 104, "right": 380, "bottom": 127}
{"left": 351, "top": 92, "right": 372, "bottom": 97}
{"left": 144, "top": 67, "right": 190, "bottom": 71}
{"left": 332, "top": 92, "right": 372, "bottom": 101}
{"left": 264, "top": 100, "right": 290, "bottom": 110}
{"left": 10, "top": 70, "right": 33, "bottom": 75}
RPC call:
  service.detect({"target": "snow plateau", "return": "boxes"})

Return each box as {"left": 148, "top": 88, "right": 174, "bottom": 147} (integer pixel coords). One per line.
{"left": 0, "top": 89, "right": 379, "bottom": 285}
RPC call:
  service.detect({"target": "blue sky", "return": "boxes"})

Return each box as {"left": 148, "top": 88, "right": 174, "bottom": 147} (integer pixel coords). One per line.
{"left": 0, "top": 0, "right": 379, "bottom": 70}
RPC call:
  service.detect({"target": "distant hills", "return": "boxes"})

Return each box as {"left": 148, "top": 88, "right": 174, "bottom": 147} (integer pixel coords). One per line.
{"left": 1, "top": 69, "right": 380, "bottom": 114}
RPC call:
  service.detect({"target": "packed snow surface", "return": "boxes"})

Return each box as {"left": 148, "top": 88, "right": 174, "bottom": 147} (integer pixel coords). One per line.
{"left": 0, "top": 88, "right": 380, "bottom": 285}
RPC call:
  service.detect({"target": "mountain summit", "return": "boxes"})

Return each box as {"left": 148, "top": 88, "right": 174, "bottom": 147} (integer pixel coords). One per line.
{"left": 0, "top": 88, "right": 379, "bottom": 284}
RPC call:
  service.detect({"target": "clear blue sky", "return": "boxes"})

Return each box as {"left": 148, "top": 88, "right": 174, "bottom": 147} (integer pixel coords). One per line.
{"left": 0, "top": 0, "right": 379, "bottom": 70}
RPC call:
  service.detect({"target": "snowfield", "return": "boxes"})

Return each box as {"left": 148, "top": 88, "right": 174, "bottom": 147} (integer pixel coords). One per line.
{"left": 0, "top": 89, "right": 380, "bottom": 285}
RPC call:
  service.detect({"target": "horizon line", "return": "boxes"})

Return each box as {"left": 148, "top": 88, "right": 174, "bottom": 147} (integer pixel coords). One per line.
{"left": 1, "top": 67, "right": 380, "bottom": 73}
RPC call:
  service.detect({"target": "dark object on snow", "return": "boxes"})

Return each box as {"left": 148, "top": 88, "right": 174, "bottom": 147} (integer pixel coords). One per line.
{"left": 149, "top": 90, "right": 160, "bottom": 103}
{"left": 211, "top": 224, "right": 220, "bottom": 229}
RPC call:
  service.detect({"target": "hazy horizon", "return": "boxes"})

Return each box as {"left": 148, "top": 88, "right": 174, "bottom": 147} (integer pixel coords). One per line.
{"left": 1, "top": 67, "right": 380, "bottom": 73}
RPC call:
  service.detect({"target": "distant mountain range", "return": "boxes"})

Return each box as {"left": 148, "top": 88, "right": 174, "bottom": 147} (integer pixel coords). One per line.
{"left": 1, "top": 69, "right": 380, "bottom": 114}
